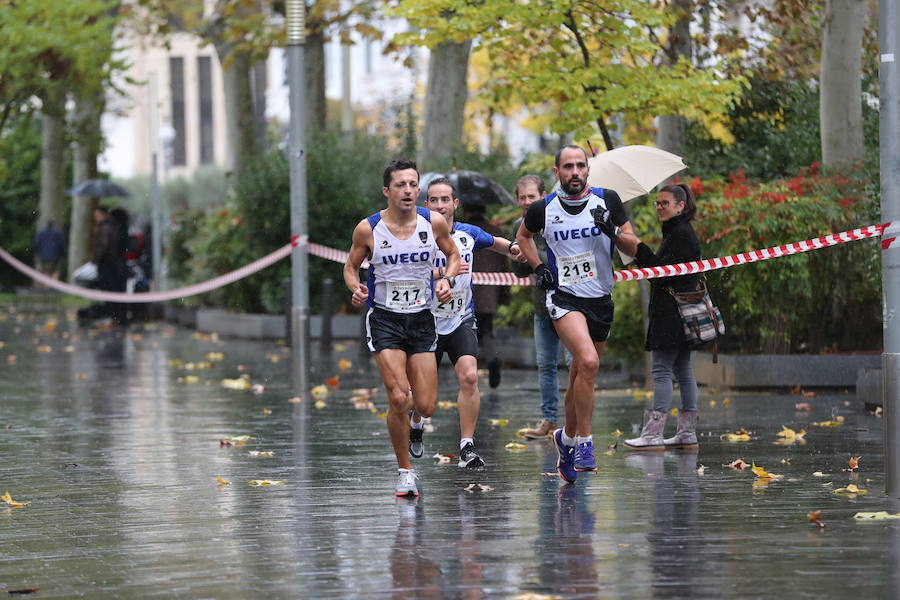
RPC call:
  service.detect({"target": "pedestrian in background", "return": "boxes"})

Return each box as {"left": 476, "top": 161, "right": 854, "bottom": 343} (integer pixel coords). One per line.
{"left": 34, "top": 220, "right": 65, "bottom": 281}
{"left": 91, "top": 206, "right": 130, "bottom": 324}
{"left": 462, "top": 204, "right": 508, "bottom": 388}
{"left": 625, "top": 183, "right": 702, "bottom": 450}
{"left": 512, "top": 175, "right": 570, "bottom": 439}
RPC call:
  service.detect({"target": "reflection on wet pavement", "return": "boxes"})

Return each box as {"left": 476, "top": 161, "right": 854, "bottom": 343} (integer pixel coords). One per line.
{"left": 0, "top": 307, "right": 897, "bottom": 598}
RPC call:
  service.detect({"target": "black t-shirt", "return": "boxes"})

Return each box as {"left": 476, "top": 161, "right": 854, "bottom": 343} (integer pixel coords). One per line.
{"left": 523, "top": 188, "right": 627, "bottom": 233}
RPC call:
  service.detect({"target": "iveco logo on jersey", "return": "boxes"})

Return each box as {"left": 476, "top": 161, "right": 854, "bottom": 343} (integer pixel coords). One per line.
{"left": 552, "top": 226, "right": 604, "bottom": 241}
{"left": 382, "top": 252, "right": 431, "bottom": 264}
{"left": 433, "top": 252, "right": 472, "bottom": 267}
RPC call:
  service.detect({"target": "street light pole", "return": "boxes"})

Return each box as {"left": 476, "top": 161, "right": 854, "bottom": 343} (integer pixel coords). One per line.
{"left": 880, "top": 0, "right": 900, "bottom": 496}
{"left": 286, "top": 0, "right": 311, "bottom": 396}
{"left": 148, "top": 73, "right": 163, "bottom": 291}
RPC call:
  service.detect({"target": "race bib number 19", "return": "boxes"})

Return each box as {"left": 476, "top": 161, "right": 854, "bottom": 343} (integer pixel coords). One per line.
{"left": 557, "top": 252, "right": 597, "bottom": 286}
{"left": 386, "top": 280, "right": 428, "bottom": 310}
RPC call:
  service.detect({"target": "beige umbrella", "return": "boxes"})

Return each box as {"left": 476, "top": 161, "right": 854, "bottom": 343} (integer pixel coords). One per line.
{"left": 585, "top": 145, "right": 687, "bottom": 201}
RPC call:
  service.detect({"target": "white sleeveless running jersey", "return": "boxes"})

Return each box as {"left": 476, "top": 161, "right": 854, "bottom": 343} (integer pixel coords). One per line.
{"left": 431, "top": 222, "right": 494, "bottom": 335}
{"left": 543, "top": 188, "right": 615, "bottom": 298}
{"left": 366, "top": 206, "right": 436, "bottom": 314}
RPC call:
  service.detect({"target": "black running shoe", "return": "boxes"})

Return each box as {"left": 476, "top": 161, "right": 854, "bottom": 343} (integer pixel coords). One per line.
{"left": 458, "top": 442, "right": 485, "bottom": 470}
{"left": 409, "top": 426, "right": 424, "bottom": 458}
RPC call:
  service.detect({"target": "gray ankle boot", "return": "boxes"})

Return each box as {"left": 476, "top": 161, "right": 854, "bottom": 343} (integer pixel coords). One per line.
{"left": 624, "top": 410, "right": 667, "bottom": 450}
{"left": 664, "top": 410, "right": 699, "bottom": 449}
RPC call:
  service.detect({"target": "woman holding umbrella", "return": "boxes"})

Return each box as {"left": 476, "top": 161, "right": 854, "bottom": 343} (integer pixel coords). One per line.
{"left": 625, "top": 183, "right": 702, "bottom": 451}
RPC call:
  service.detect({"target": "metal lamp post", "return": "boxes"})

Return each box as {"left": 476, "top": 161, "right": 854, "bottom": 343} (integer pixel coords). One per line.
{"left": 881, "top": 0, "right": 900, "bottom": 496}
{"left": 286, "top": 0, "right": 311, "bottom": 396}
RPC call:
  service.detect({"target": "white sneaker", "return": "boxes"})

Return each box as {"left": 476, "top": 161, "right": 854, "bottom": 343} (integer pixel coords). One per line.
{"left": 395, "top": 470, "right": 419, "bottom": 497}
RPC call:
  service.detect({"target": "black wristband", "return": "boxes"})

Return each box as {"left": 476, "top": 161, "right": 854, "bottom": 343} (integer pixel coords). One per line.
{"left": 508, "top": 241, "right": 519, "bottom": 254}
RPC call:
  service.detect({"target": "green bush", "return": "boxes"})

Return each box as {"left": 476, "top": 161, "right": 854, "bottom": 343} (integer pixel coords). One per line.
{"left": 173, "top": 130, "right": 388, "bottom": 313}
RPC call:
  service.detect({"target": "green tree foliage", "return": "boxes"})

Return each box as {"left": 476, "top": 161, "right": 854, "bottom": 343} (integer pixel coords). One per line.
{"left": 683, "top": 71, "right": 880, "bottom": 181}
{"left": 0, "top": 113, "right": 42, "bottom": 289}
{"left": 169, "top": 130, "right": 389, "bottom": 313}
{"left": 392, "top": 0, "right": 745, "bottom": 147}
{"left": 0, "top": 0, "right": 123, "bottom": 156}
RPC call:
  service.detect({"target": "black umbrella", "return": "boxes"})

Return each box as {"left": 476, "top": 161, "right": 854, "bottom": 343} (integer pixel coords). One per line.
{"left": 69, "top": 179, "right": 131, "bottom": 198}
{"left": 418, "top": 170, "right": 514, "bottom": 206}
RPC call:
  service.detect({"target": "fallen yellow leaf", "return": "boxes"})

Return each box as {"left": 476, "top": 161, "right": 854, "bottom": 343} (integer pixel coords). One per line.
{"left": 310, "top": 385, "right": 329, "bottom": 400}
{"left": 812, "top": 420, "right": 844, "bottom": 428}
{"left": 834, "top": 484, "right": 868, "bottom": 496}
{"left": 489, "top": 418, "right": 509, "bottom": 426}
{"left": 221, "top": 377, "right": 251, "bottom": 390}
{"left": 611, "top": 429, "right": 623, "bottom": 438}
{"left": 36, "top": 345, "right": 52, "bottom": 353}
{"left": 314, "top": 400, "right": 327, "bottom": 409}
{"left": 261, "top": 408, "right": 272, "bottom": 415}
{"left": 338, "top": 358, "right": 352, "bottom": 372}
{"left": 438, "top": 401, "right": 458, "bottom": 409}
{"left": 854, "top": 511, "right": 900, "bottom": 520}
{"left": 723, "top": 397, "right": 732, "bottom": 406}
{"left": 709, "top": 400, "right": 717, "bottom": 407}
{"left": 722, "top": 433, "right": 751, "bottom": 442}
{"left": 505, "top": 442, "right": 527, "bottom": 452}
{"left": 776, "top": 425, "right": 806, "bottom": 440}
{"left": 751, "top": 462, "right": 783, "bottom": 480}
{"left": 669, "top": 408, "right": 679, "bottom": 417}
{"left": 215, "top": 476, "right": 230, "bottom": 486}
{"left": 1, "top": 491, "right": 30, "bottom": 507}
{"left": 848, "top": 456, "right": 861, "bottom": 470}
{"left": 205, "top": 352, "right": 224, "bottom": 361}
{"left": 247, "top": 480, "right": 285, "bottom": 486}
{"left": 179, "top": 375, "right": 200, "bottom": 384}
{"left": 288, "top": 396, "right": 302, "bottom": 403}
{"left": 248, "top": 451, "right": 274, "bottom": 457}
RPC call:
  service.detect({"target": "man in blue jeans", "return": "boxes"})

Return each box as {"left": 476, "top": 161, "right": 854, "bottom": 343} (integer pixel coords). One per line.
{"left": 511, "top": 175, "right": 569, "bottom": 439}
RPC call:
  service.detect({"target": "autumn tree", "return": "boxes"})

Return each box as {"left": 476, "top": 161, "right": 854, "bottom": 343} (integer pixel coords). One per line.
{"left": 0, "top": 0, "right": 123, "bottom": 272}
{"left": 393, "top": 0, "right": 745, "bottom": 152}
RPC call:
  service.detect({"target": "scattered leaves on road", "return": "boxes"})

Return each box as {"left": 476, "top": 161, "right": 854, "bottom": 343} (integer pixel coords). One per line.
{"left": 247, "top": 480, "right": 285, "bottom": 486}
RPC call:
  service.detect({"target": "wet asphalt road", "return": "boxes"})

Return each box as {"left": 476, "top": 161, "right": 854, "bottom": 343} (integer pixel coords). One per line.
{"left": 0, "top": 306, "right": 897, "bottom": 599}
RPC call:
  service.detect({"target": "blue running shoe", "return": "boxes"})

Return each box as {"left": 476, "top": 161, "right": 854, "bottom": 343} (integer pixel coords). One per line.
{"left": 574, "top": 440, "right": 597, "bottom": 471}
{"left": 554, "top": 428, "right": 577, "bottom": 483}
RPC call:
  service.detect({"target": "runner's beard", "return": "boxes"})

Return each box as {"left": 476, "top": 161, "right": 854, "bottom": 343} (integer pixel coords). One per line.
{"left": 561, "top": 177, "right": 586, "bottom": 195}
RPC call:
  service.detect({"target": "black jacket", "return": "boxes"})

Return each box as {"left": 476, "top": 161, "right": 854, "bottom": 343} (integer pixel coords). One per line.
{"left": 634, "top": 214, "right": 701, "bottom": 350}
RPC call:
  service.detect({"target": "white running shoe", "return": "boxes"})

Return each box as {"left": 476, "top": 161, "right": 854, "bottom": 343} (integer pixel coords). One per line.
{"left": 395, "top": 470, "right": 419, "bottom": 497}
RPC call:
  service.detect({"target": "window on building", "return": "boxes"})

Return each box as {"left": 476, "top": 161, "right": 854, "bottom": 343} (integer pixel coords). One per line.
{"left": 197, "top": 56, "right": 214, "bottom": 164}
{"left": 169, "top": 57, "right": 186, "bottom": 166}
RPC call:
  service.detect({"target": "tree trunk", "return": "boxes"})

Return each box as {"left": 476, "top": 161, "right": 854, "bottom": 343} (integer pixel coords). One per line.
{"left": 305, "top": 30, "right": 326, "bottom": 138}
{"left": 820, "top": 0, "right": 866, "bottom": 167}
{"left": 69, "top": 95, "right": 103, "bottom": 280}
{"left": 252, "top": 58, "right": 268, "bottom": 152}
{"left": 218, "top": 47, "right": 257, "bottom": 174}
{"left": 419, "top": 40, "right": 472, "bottom": 170}
{"left": 38, "top": 86, "right": 67, "bottom": 233}
{"left": 654, "top": 0, "right": 692, "bottom": 156}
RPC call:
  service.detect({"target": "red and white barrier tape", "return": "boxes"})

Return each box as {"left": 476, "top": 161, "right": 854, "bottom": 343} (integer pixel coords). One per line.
{"left": 0, "top": 222, "right": 891, "bottom": 300}
{"left": 614, "top": 222, "right": 889, "bottom": 282}
{"left": 0, "top": 241, "right": 294, "bottom": 303}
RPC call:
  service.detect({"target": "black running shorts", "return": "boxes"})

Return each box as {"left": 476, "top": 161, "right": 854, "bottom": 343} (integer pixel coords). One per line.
{"left": 546, "top": 289, "right": 614, "bottom": 342}
{"left": 435, "top": 317, "right": 479, "bottom": 365}
{"left": 366, "top": 307, "right": 437, "bottom": 354}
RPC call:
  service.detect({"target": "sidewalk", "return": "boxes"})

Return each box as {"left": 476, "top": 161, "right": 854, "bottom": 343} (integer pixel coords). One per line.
{"left": 0, "top": 306, "right": 895, "bottom": 598}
